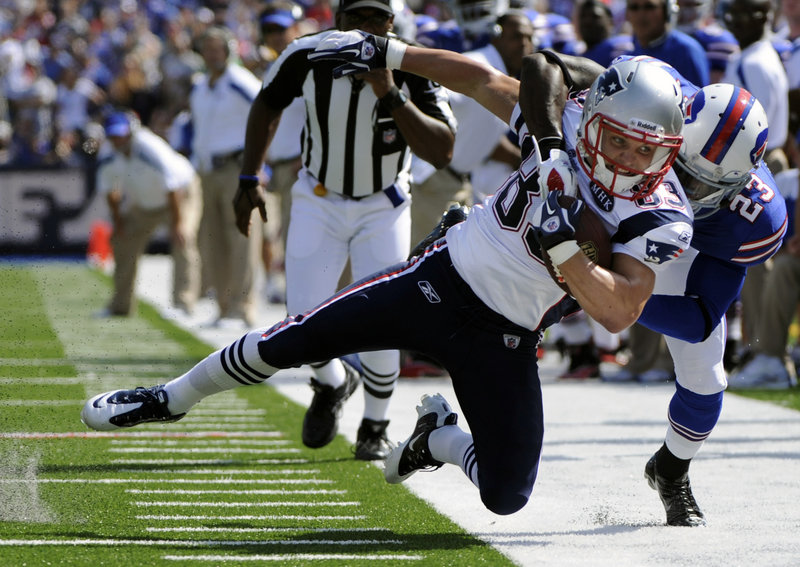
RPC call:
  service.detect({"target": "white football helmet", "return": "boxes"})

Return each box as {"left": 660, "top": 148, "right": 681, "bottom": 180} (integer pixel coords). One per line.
{"left": 449, "top": 0, "right": 510, "bottom": 39}
{"left": 674, "top": 83, "right": 769, "bottom": 219}
{"left": 577, "top": 59, "right": 685, "bottom": 200}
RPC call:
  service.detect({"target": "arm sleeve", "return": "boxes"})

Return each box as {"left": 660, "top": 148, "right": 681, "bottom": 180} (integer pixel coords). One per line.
{"left": 638, "top": 253, "right": 746, "bottom": 342}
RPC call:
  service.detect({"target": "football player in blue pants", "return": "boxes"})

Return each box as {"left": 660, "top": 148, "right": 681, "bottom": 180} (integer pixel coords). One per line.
{"left": 509, "top": 51, "right": 787, "bottom": 526}
{"left": 81, "top": 39, "right": 694, "bottom": 516}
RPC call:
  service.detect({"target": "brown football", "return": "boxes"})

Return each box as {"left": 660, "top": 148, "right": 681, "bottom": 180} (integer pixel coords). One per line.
{"left": 543, "top": 194, "right": 612, "bottom": 296}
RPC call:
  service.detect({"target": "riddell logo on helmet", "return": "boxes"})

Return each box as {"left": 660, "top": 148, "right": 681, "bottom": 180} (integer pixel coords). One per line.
{"left": 632, "top": 119, "right": 659, "bottom": 132}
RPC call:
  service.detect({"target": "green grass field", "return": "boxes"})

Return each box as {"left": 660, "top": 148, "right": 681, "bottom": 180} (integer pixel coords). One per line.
{"left": 0, "top": 263, "right": 514, "bottom": 566}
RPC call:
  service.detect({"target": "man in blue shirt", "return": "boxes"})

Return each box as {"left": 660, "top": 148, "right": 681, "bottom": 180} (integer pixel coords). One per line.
{"left": 625, "top": 0, "right": 710, "bottom": 86}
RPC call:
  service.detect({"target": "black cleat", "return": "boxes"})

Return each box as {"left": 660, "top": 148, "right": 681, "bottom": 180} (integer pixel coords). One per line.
{"left": 384, "top": 393, "right": 458, "bottom": 483}
{"left": 81, "top": 385, "right": 186, "bottom": 431}
{"left": 408, "top": 205, "right": 470, "bottom": 259}
{"left": 354, "top": 418, "right": 393, "bottom": 461}
{"left": 645, "top": 454, "right": 706, "bottom": 526}
{"left": 302, "top": 356, "right": 361, "bottom": 449}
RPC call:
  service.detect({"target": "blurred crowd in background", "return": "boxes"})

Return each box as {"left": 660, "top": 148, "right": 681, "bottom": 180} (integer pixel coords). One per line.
{"left": 3, "top": 0, "right": 797, "bottom": 170}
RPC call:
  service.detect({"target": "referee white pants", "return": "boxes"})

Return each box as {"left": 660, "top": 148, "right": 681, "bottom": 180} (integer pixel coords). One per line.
{"left": 285, "top": 172, "right": 411, "bottom": 378}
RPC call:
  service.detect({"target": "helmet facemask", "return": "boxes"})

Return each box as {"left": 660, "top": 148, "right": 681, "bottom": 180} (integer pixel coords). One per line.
{"left": 674, "top": 151, "right": 751, "bottom": 219}
{"left": 578, "top": 112, "right": 683, "bottom": 200}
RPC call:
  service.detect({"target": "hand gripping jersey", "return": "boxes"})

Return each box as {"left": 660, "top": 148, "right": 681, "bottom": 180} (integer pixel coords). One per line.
{"left": 446, "top": 98, "right": 693, "bottom": 332}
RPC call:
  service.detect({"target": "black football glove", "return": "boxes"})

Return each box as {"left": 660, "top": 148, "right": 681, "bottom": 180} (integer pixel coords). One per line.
{"left": 532, "top": 190, "right": 583, "bottom": 253}
{"left": 408, "top": 205, "right": 470, "bottom": 260}
{"left": 233, "top": 176, "right": 267, "bottom": 237}
{"left": 308, "top": 30, "right": 404, "bottom": 79}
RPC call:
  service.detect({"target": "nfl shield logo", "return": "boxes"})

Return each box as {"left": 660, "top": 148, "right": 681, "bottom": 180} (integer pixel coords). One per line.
{"left": 383, "top": 128, "right": 397, "bottom": 144}
{"left": 504, "top": 334, "right": 520, "bottom": 349}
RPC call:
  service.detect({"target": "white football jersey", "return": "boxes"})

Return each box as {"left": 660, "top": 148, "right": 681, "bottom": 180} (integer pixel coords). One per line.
{"left": 446, "top": 99, "right": 693, "bottom": 331}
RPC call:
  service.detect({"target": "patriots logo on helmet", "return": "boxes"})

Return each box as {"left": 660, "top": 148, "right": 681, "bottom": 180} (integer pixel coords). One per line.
{"left": 644, "top": 239, "right": 683, "bottom": 264}
{"left": 593, "top": 68, "right": 625, "bottom": 106}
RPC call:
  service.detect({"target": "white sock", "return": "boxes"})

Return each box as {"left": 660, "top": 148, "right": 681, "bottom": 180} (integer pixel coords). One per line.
{"left": 311, "top": 359, "right": 346, "bottom": 388}
{"left": 164, "top": 328, "right": 279, "bottom": 414}
{"left": 428, "top": 425, "right": 479, "bottom": 488}
{"left": 360, "top": 350, "right": 399, "bottom": 421}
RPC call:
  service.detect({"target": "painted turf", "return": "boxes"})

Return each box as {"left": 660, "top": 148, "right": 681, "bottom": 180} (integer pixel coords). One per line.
{"left": 5, "top": 258, "right": 799, "bottom": 566}
{"left": 128, "top": 254, "right": 800, "bottom": 567}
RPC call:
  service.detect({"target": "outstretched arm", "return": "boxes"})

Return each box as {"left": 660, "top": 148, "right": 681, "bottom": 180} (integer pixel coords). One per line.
{"left": 400, "top": 47, "right": 519, "bottom": 123}
{"left": 309, "top": 31, "right": 520, "bottom": 123}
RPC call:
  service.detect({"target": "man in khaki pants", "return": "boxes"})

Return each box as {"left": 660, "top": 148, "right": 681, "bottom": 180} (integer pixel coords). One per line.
{"left": 190, "top": 27, "right": 263, "bottom": 327}
{"left": 97, "top": 111, "right": 202, "bottom": 317}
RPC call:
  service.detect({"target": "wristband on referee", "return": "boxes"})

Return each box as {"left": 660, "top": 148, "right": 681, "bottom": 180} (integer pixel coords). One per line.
{"left": 238, "top": 174, "right": 259, "bottom": 189}
{"left": 547, "top": 240, "right": 581, "bottom": 266}
{"left": 385, "top": 39, "right": 407, "bottom": 70}
{"left": 379, "top": 85, "right": 408, "bottom": 112}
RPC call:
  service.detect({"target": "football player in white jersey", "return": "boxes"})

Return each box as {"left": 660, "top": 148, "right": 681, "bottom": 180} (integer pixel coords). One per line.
{"left": 521, "top": 52, "right": 786, "bottom": 526}
{"left": 81, "top": 34, "right": 692, "bottom": 516}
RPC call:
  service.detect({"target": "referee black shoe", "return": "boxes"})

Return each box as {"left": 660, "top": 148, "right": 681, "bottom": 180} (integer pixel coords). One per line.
{"left": 354, "top": 418, "right": 393, "bottom": 461}
{"left": 644, "top": 453, "right": 706, "bottom": 526}
{"left": 302, "top": 356, "right": 362, "bottom": 449}
{"left": 384, "top": 393, "right": 458, "bottom": 484}
{"left": 81, "top": 385, "right": 186, "bottom": 431}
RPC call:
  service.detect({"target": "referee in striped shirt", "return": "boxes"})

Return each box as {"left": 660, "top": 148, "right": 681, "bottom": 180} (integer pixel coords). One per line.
{"left": 233, "top": 0, "right": 456, "bottom": 461}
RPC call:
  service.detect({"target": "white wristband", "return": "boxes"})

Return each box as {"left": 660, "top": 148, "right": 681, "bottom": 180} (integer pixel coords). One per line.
{"left": 547, "top": 240, "right": 581, "bottom": 266}
{"left": 386, "top": 39, "right": 407, "bottom": 70}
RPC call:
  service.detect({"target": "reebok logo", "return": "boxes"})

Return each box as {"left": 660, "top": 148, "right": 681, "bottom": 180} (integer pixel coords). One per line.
{"left": 418, "top": 281, "right": 441, "bottom": 303}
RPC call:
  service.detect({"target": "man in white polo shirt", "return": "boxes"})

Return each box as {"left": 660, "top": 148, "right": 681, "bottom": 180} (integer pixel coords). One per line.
{"left": 97, "top": 111, "right": 202, "bottom": 317}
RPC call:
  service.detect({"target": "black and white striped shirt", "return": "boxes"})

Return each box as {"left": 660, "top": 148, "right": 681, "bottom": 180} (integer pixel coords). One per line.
{"left": 261, "top": 30, "right": 457, "bottom": 199}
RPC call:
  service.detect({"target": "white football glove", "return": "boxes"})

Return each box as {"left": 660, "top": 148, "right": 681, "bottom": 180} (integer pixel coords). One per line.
{"left": 537, "top": 148, "right": 577, "bottom": 201}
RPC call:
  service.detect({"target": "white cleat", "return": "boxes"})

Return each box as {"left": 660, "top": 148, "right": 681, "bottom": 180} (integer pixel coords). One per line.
{"left": 384, "top": 393, "right": 458, "bottom": 484}
{"left": 81, "top": 385, "right": 185, "bottom": 431}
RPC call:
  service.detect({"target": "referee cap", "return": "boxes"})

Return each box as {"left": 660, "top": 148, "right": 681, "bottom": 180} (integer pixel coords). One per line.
{"left": 104, "top": 112, "right": 131, "bottom": 137}
{"left": 339, "top": 0, "right": 394, "bottom": 14}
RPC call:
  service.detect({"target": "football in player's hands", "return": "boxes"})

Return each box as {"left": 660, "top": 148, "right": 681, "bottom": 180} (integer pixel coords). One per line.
{"left": 542, "top": 195, "right": 612, "bottom": 295}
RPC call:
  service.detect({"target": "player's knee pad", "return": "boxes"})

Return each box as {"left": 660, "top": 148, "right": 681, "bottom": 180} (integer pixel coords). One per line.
{"left": 669, "top": 382, "right": 723, "bottom": 435}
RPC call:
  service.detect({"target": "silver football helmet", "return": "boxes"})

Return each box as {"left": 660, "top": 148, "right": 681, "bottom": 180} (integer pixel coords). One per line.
{"left": 674, "top": 83, "right": 769, "bottom": 219}
{"left": 577, "top": 59, "right": 685, "bottom": 200}
{"left": 449, "top": 0, "right": 510, "bottom": 39}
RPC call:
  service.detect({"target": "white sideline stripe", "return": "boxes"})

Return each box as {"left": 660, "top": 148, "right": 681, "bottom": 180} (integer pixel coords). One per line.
{"left": 111, "top": 458, "right": 310, "bottom": 465}
{"left": 134, "top": 501, "right": 360, "bottom": 507}
{"left": 147, "top": 527, "right": 389, "bottom": 533}
{"left": 137, "top": 515, "right": 367, "bottom": 521}
{"left": 0, "top": 377, "right": 85, "bottom": 384}
{"left": 162, "top": 554, "right": 422, "bottom": 562}
{"left": 118, "top": 468, "right": 321, "bottom": 475}
{"left": 139, "top": 424, "right": 268, "bottom": 430}
{"left": 127, "top": 489, "right": 346, "bottom": 495}
{"left": 186, "top": 409, "right": 267, "bottom": 415}
{"left": 108, "top": 448, "right": 299, "bottom": 454}
{"left": 0, "top": 539, "right": 399, "bottom": 547}
{"left": 0, "top": 400, "right": 82, "bottom": 406}
{"left": 110, "top": 439, "right": 289, "bottom": 446}
{"left": 0, "top": 431, "right": 281, "bottom": 439}
{"left": 179, "top": 417, "right": 266, "bottom": 423}
{"left": 0, "top": 478, "right": 333, "bottom": 485}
